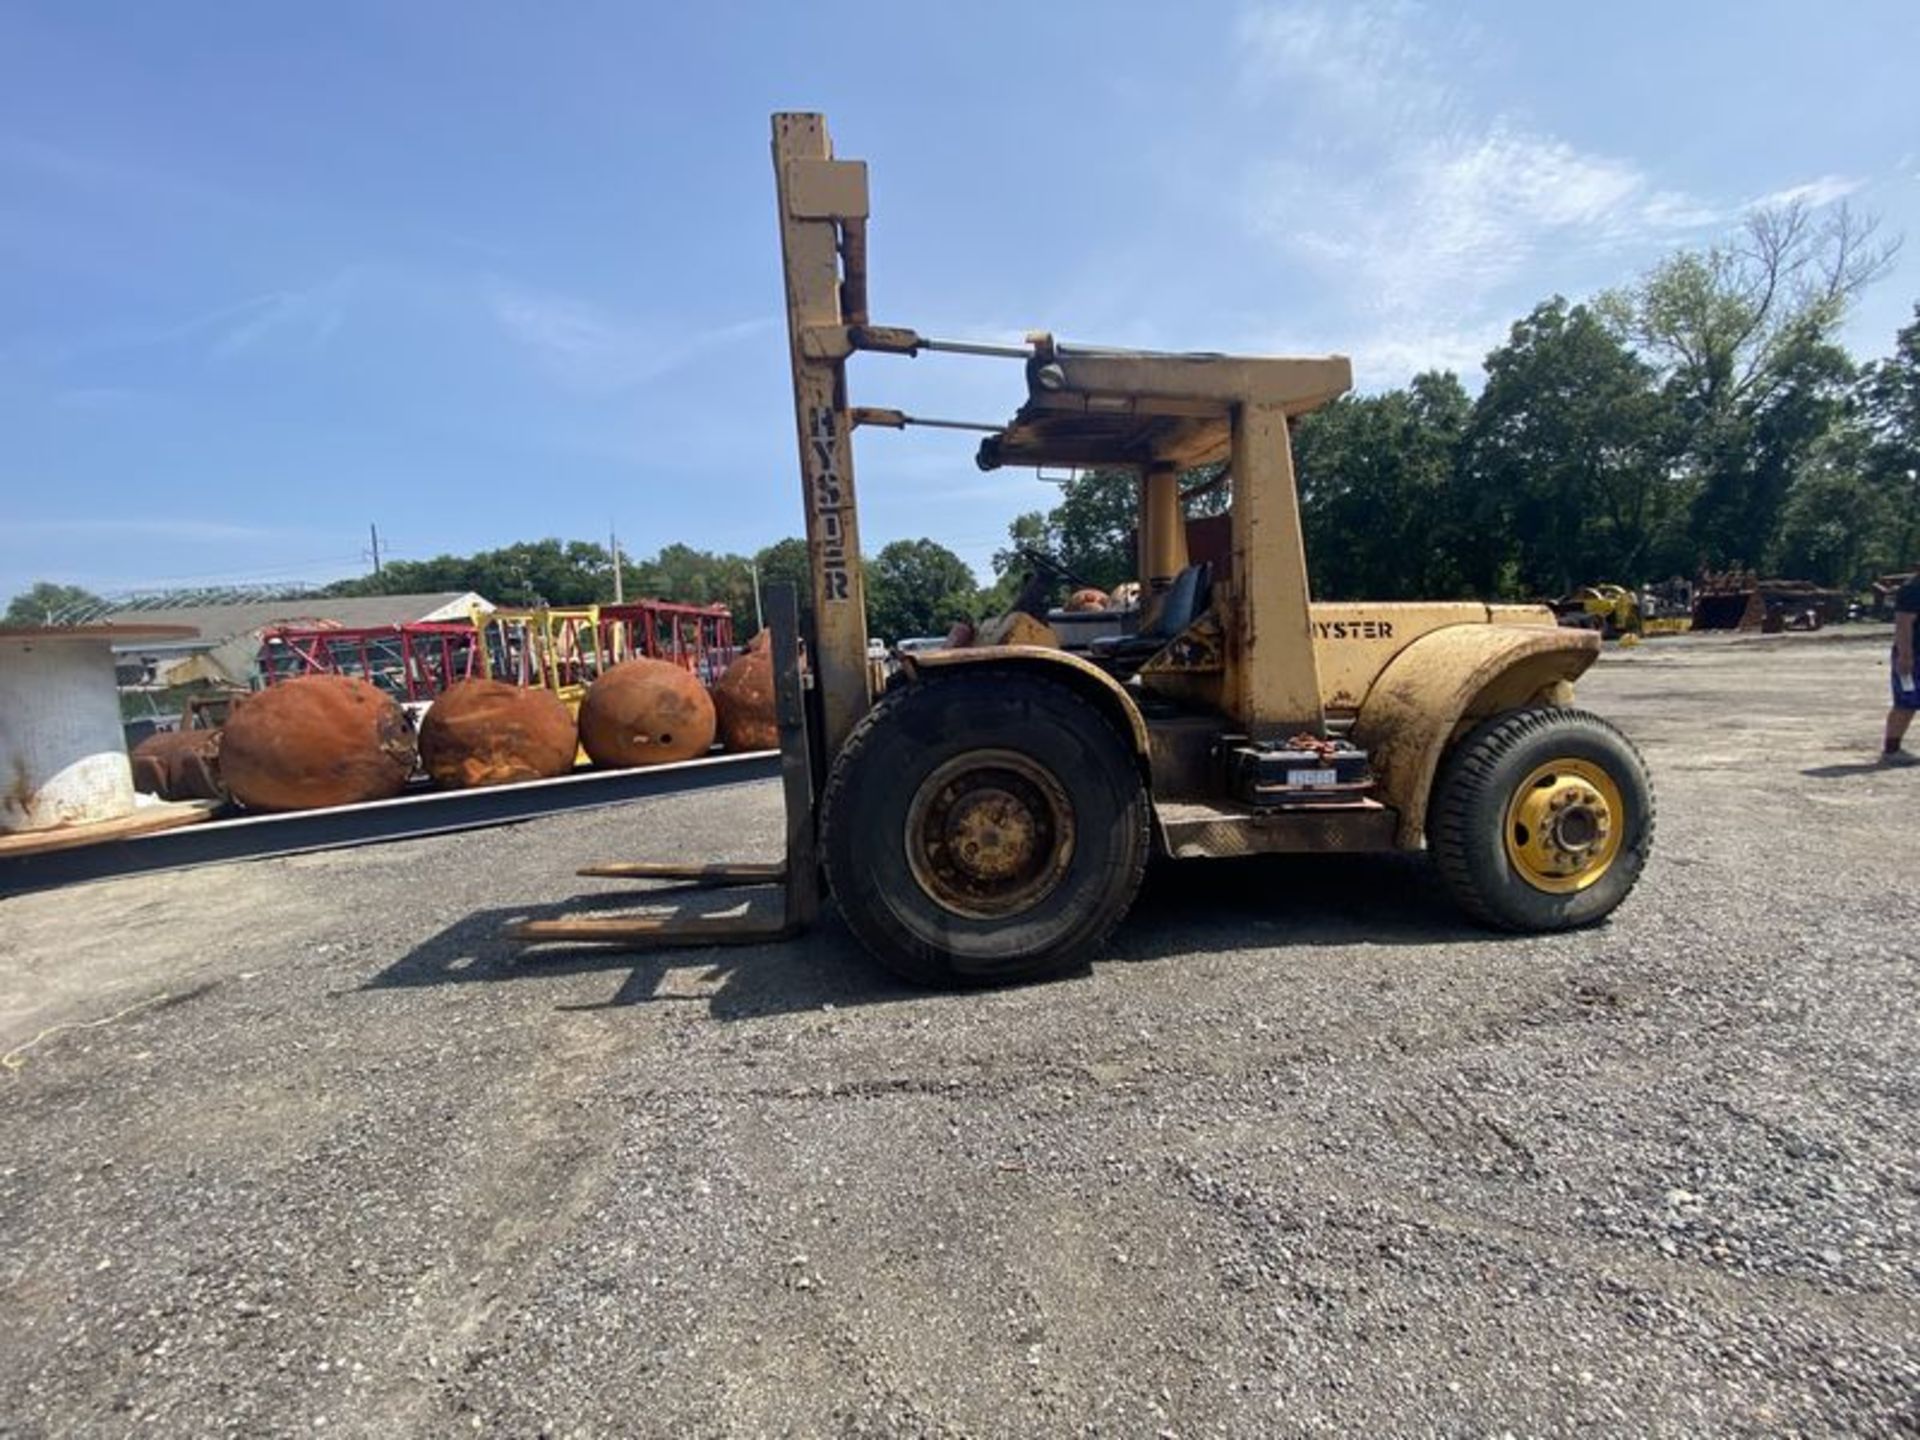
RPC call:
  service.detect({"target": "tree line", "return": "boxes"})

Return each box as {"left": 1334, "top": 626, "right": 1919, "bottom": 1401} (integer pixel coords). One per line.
{"left": 1290, "top": 204, "right": 1915, "bottom": 599}
{"left": 1, "top": 535, "right": 984, "bottom": 643}
{"left": 977, "top": 203, "right": 1914, "bottom": 604}
{"left": 312, "top": 533, "right": 985, "bottom": 645}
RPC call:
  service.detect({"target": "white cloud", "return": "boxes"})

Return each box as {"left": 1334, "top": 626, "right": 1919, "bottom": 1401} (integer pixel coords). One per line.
{"left": 1248, "top": 317, "right": 1506, "bottom": 392}
{"left": 1750, "top": 174, "right": 1864, "bottom": 210}
{"left": 210, "top": 269, "right": 361, "bottom": 357}
{"left": 1349, "top": 321, "right": 1508, "bottom": 389}
{"left": 1249, "top": 124, "right": 1717, "bottom": 319}
{"left": 1236, "top": 0, "right": 1469, "bottom": 140}
{"left": 487, "top": 282, "right": 772, "bottom": 392}
{"left": 22, "top": 269, "right": 364, "bottom": 367}
{"left": 1236, "top": 1, "right": 1722, "bottom": 381}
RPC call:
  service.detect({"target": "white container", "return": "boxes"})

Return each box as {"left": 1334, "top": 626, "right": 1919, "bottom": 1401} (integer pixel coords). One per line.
{"left": 0, "top": 625, "right": 196, "bottom": 833}
{"left": 1047, "top": 608, "right": 1134, "bottom": 648}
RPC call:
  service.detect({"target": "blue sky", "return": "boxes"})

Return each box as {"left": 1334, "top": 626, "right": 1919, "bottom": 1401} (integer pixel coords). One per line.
{"left": 4, "top": 0, "right": 1917, "bottom": 603}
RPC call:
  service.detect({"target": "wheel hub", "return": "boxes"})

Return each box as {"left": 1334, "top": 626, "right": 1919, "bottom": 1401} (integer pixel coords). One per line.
{"left": 1504, "top": 759, "right": 1624, "bottom": 894}
{"left": 905, "top": 750, "right": 1076, "bottom": 919}
{"left": 944, "top": 787, "right": 1039, "bottom": 883}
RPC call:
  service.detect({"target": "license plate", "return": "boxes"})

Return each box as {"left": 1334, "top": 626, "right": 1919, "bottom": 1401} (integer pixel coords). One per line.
{"left": 1287, "top": 767, "right": 1338, "bottom": 788}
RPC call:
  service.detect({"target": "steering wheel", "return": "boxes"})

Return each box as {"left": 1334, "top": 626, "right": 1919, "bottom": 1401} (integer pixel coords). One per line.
{"left": 1015, "top": 546, "right": 1095, "bottom": 592}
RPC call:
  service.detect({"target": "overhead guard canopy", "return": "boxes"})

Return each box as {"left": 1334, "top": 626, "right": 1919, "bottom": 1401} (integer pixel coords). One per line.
{"left": 976, "top": 338, "right": 1353, "bottom": 472}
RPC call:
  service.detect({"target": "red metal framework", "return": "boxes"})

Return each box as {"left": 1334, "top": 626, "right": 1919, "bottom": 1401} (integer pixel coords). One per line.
{"left": 257, "top": 600, "right": 738, "bottom": 702}
{"left": 602, "top": 601, "right": 737, "bottom": 683}
{"left": 257, "top": 623, "right": 482, "bottom": 704}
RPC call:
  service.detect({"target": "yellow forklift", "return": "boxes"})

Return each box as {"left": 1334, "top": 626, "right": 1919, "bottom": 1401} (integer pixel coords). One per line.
{"left": 513, "top": 114, "right": 1654, "bottom": 986}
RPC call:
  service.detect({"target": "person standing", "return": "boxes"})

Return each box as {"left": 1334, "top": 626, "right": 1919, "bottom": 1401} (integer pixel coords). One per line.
{"left": 1886, "top": 571, "right": 1920, "bottom": 764}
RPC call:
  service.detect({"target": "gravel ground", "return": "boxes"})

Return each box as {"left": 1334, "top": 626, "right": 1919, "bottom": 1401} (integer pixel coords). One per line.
{"left": 3, "top": 629, "right": 1917, "bottom": 1437}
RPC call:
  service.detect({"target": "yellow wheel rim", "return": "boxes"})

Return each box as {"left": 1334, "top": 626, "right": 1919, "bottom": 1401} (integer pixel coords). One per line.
{"left": 1502, "top": 758, "right": 1624, "bottom": 894}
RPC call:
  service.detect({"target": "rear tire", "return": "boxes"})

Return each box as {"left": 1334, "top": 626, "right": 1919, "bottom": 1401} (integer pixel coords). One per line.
{"left": 821, "top": 674, "right": 1149, "bottom": 987}
{"left": 1429, "top": 706, "right": 1653, "bottom": 931}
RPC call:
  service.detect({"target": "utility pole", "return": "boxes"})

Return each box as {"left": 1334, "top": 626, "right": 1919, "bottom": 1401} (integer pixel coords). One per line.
{"left": 369, "top": 523, "right": 383, "bottom": 577}
{"left": 749, "top": 559, "right": 764, "bottom": 633}
{"left": 610, "top": 521, "right": 624, "bottom": 604}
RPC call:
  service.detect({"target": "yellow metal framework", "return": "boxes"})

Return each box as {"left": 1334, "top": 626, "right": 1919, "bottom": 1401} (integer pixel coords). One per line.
{"left": 471, "top": 604, "right": 633, "bottom": 713}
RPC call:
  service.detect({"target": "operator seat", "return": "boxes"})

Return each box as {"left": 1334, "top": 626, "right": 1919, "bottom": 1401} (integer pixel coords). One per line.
{"left": 1087, "top": 562, "right": 1212, "bottom": 670}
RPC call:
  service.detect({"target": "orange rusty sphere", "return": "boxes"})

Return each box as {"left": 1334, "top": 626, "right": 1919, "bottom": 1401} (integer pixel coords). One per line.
{"left": 577, "top": 658, "right": 716, "bottom": 767}
{"left": 419, "top": 679, "right": 577, "bottom": 789}
{"left": 712, "top": 646, "right": 777, "bottom": 753}
{"left": 1066, "top": 587, "right": 1110, "bottom": 612}
{"left": 220, "top": 675, "right": 416, "bottom": 811}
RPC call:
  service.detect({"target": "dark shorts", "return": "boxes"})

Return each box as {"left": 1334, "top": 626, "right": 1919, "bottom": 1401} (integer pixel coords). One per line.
{"left": 1895, "top": 649, "right": 1920, "bottom": 710}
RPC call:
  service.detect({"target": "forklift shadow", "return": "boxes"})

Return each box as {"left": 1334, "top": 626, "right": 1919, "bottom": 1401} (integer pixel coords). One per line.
{"left": 365, "top": 852, "right": 1480, "bottom": 1018}
{"left": 1116, "top": 851, "right": 1484, "bottom": 954}
{"left": 362, "top": 884, "right": 923, "bottom": 1021}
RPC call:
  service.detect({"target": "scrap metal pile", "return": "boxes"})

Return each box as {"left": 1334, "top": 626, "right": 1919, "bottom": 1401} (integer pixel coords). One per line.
{"left": 130, "top": 644, "right": 775, "bottom": 811}
{"left": 1690, "top": 569, "right": 1847, "bottom": 632}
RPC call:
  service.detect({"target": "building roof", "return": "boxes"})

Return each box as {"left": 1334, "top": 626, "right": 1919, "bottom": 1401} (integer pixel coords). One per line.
{"left": 103, "top": 592, "right": 487, "bottom": 647}
{"left": 105, "top": 592, "right": 492, "bottom": 687}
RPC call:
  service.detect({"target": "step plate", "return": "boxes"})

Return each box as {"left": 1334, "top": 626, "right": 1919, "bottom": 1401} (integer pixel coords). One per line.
{"left": 1154, "top": 798, "right": 1398, "bottom": 860}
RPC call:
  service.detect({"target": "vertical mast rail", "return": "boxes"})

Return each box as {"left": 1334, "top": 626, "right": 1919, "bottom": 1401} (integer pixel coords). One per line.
{"left": 1228, "top": 403, "right": 1326, "bottom": 737}
{"left": 771, "top": 113, "right": 872, "bottom": 759}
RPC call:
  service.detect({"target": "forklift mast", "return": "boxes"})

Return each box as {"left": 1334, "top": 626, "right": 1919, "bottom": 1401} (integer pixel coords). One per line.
{"left": 771, "top": 114, "right": 873, "bottom": 759}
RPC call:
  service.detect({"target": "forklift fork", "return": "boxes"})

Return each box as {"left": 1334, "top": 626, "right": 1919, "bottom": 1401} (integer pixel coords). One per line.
{"left": 506, "top": 584, "right": 820, "bottom": 949}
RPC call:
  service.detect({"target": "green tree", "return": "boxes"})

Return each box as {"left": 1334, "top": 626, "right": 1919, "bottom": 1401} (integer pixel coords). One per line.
{"left": 1020, "top": 469, "right": 1139, "bottom": 591}
{"left": 1294, "top": 371, "right": 1471, "bottom": 599}
{"left": 865, "top": 538, "right": 980, "bottom": 642}
{"left": 1742, "top": 332, "right": 1859, "bottom": 570}
{"left": 328, "top": 538, "right": 616, "bottom": 606}
{"left": 1771, "top": 432, "right": 1891, "bottom": 587}
{"left": 1460, "top": 299, "right": 1680, "bottom": 596}
{"left": 983, "top": 511, "right": 1051, "bottom": 606}
{"left": 750, "top": 537, "right": 813, "bottom": 632}
{"left": 1600, "top": 201, "right": 1896, "bottom": 566}
{"left": 4, "top": 581, "right": 107, "bottom": 625}
{"left": 1858, "top": 303, "right": 1920, "bottom": 568}
{"left": 630, "top": 543, "right": 755, "bottom": 623}
{"left": 327, "top": 537, "right": 778, "bottom": 633}
{"left": 989, "top": 465, "right": 1231, "bottom": 599}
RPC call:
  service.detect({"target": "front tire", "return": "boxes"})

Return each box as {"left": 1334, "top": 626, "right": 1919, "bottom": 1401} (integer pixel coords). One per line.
{"left": 1429, "top": 706, "right": 1654, "bottom": 931}
{"left": 821, "top": 674, "right": 1149, "bottom": 987}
